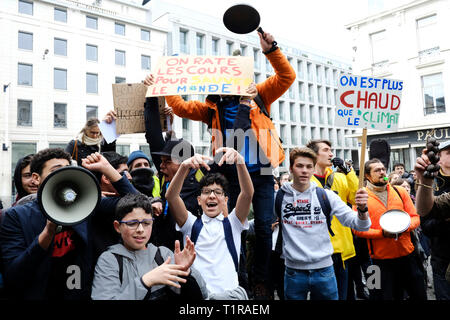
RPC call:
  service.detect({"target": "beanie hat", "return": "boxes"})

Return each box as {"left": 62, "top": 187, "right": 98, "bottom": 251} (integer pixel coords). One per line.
{"left": 127, "top": 150, "right": 151, "bottom": 167}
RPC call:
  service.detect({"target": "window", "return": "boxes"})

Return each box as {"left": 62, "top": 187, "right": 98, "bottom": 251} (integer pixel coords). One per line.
{"left": 319, "top": 106, "right": 325, "bottom": 124}
{"left": 141, "top": 29, "right": 150, "bottom": 41}
{"left": 18, "top": 31, "right": 33, "bottom": 50}
{"left": 54, "top": 38, "right": 67, "bottom": 56}
{"left": 212, "top": 38, "right": 220, "bottom": 56}
{"left": 180, "top": 30, "right": 189, "bottom": 54}
{"left": 18, "top": 63, "right": 32, "bottom": 86}
{"left": 309, "top": 105, "right": 315, "bottom": 123}
{"left": 141, "top": 55, "right": 151, "bottom": 70}
{"left": 239, "top": 44, "right": 247, "bottom": 56}
{"left": 279, "top": 101, "right": 285, "bottom": 121}
{"left": 182, "top": 119, "right": 192, "bottom": 141}
{"left": 86, "top": 73, "right": 98, "bottom": 94}
{"left": 54, "top": 68, "right": 67, "bottom": 90}
{"left": 317, "top": 86, "right": 323, "bottom": 104}
{"left": 49, "top": 143, "right": 67, "bottom": 149}
{"left": 115, "top": 50, "right": 126, "bottom": 66}
{"left": 290, "top": 103, "right": 296, "bottom": 122}
{"left": 116, "top": 145, "right": 130, "bottom": 156}
{"left": 54, "top": 103, "right": 67, "bottom": 128}
{"left": 308, "top": 84, "right": 314, "bottom": 103}
{"left": 54, "top": 7, "right": 67, "bottom": 22}
{"left": 86, "top": 44, "right": 97, "bottom": 61}
{"left": 422, "top": 73, "right": 445, "bottom": 115}
{"left": 327, "top": 107, "right": 334, "bottom": 125}
{"left": 12, "top": 142, "right": 37, "bottom": 196}
{"left": 291, "top": 126, "right": 298, "bottom": 145}
{"left": 370, "top": 30, "right": 388, "bottom": 64}
{"left": 298, "top": 82, "right": 304, "bottom": 101}
{"left": 115, "top": 77, "right": 126, "bottom": 84}
{"left": 86, "top": 16, "right": 98, "bottom": 29}
{"left": 200, "top": 122, "right": 209, "bottom": 142}
{"left": 297, "top": 60, "right": 304, "bottom": 79}
{"left": 316, "top": 65, "right": 322, "bottom": 83}
{"left": 307, "top": 62, "right": 313, "bottom": 82}
{"left": 196, "top": 34, "right": 205, "bottom": 55}
{"left": 17, "top": 100, "right": 32, "bottom": 126}
{"left": 253, "top": 49, "right": 260, "bottom": 69}
{"left": 417, "top": 15, "right": 438, "bottom": 52}
{"left": 326, "top": 87, "right": 332, "bottom": 105}
{"left": 115, "top": 22, "right": 125, "bottom": 36}
{"left": 19, "top": 0, "right": 33, "bottom": 15}
{"left": 280, "top": 125, "right": 286, "bottom": 143}
{"left": 86, "top": 105, "right": 98, "bottom": 120}
{"left": 301, "top": 126, "right": 307, "bottom": 145}
{"left": 226, "top": 41, "right": 233, "bottom": 55}
{"left": 300, "top": 104, "right": 306, "bottom": 122}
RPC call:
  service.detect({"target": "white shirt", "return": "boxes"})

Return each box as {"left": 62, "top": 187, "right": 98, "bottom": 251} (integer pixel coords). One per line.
{"left": 176, "top": 209, "right": 249, "bottom": 294}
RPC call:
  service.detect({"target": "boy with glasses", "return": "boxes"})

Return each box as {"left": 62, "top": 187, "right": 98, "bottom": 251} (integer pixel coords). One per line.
{"left": 165, "top": 147, "right": 254, "bottom": 299}
{"left": 91, "top": 193, "right": 207, "bottom": 300}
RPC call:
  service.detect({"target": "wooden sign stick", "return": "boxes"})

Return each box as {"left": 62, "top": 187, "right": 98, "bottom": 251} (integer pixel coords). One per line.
{"left": 358, "top": 128, "right": 368, "bottom": 188}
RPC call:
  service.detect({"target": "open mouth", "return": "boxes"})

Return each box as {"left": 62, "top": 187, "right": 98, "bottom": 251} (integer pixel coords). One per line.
{"left": 206, "top": 202, "right": 218, "bottom": 208}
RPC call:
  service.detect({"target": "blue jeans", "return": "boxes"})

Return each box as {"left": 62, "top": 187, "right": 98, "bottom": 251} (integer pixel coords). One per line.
{"left": 433, "top": 268, "right": 450, "bottom": 300}
{"left": 284, "top": 265, "right": 339, "bottom": 300}
{"left": 226, "top": 170, "right": 274, "bottom": 288}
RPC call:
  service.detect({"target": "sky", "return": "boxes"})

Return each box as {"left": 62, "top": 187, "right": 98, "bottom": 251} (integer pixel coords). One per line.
{"left": 149, "top": 0, "right": 375, "bottom": 61}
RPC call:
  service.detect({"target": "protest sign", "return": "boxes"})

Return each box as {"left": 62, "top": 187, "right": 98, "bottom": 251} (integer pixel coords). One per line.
{"left": 112, "top": 83, "right": 167, "bottom": 134}
{"left": 335, "top": 74, "right": 403, "bottom": 131}
{"left": 146, "top": 55, "right": 254, "bottom": 96}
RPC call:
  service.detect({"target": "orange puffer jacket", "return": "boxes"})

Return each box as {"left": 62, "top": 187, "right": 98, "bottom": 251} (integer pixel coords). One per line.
{"left": 165, "top": 48, "right": 296, "bottom": 168}
{"left": 353, "top": 184, "right": 420, "bottom": 260}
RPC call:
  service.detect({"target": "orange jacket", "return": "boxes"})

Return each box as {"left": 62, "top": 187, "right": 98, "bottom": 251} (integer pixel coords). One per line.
{"left": 165, "top": 48, "right": 296, "bottom": 167}
{"left": 353, "top": 184, "right": 420, "bottom": 260}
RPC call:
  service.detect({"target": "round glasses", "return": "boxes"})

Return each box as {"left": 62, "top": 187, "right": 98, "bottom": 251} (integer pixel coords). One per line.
{"left": 119, "top": 218, "right": 154, "bottom": 230}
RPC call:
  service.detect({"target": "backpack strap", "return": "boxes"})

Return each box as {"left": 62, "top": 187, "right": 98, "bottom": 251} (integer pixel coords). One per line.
{"left": 315, "top": 187, "right": 335, "bottom": 237}
{"left": 274, "top": 189, "right": 286, "bottom": 254}
{"left": 190, "top": 216, "right": 239, "bottom": 272}
{"left": 190, "top": 217, "right": 204, "bottom": 244}
{"left": 253, "top": 94, "right": 270, "bottom": 118}
{"left": 324, "top": 172, "right": 334, "bottom": 190}
{"left": 391, "top": 185, "right": 405, "bottom": 207}
{"left": 113, "top": 253, "right": 124, "bottom": 285}
{"left": 222, "top": 217, "right": 239, "bottom": 272}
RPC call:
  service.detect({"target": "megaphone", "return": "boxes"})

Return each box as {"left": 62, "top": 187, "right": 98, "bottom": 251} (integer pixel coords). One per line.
{"left": 223, "top": 4, "right": 277, "bottom": 46}
{"left": 37, "top": 166, "right": 101, "bottom": 226}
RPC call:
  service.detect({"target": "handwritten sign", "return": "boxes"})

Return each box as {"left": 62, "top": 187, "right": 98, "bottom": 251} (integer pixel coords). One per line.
{"left": 335, "top": 74, "right": 403, "bottom": 131}
{"left": 112, "top": 83, "right": 167, "bottom": 134}
{"left": 146, "top": 55, "right": 254, "bottom": 97}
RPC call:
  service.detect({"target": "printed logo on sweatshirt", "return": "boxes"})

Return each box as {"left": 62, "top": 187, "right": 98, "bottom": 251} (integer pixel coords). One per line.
{"left": 282, "top": 199, "right": 325, "bottom": 228}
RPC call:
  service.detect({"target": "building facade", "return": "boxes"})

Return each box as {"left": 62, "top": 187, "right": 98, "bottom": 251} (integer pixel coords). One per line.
{"left": 0, "top": 0, "right": 167, "bottom": 206}
{"left": 347, "top": 0, "right": 450, "bottom": 171}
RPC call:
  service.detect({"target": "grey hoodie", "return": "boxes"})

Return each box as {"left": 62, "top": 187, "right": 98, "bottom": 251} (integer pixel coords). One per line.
{"left": 280, "top": 181, "right": 371, "bottom": 270}
{"left": 91, "top": 243, "right": 208, "bottom": 300}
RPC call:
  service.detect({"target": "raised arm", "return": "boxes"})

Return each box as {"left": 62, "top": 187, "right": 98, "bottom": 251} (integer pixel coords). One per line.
{"left": 217, "top": 147, "right": 254, "bottom": 224}
{"left": 414, "top": 153, "right": 435, "bottom": 216}
{"left": 165, "top": 154, "right": 212, "bottom": 227}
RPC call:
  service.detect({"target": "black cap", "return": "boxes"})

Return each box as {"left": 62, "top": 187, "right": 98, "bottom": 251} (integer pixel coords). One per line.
{"left": 152, "top": 138, "right": 194, "bottom": 163}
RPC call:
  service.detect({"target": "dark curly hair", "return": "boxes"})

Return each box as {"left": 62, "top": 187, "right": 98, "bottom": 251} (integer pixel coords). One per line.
{"left": 115, "top": 193, "right": 153, "bottom": 221}
{"left": 199, "top": 172, "right": 229, "bottom": 196}
{"left": 30, "top": 148, "right": 71, "bottom": 176}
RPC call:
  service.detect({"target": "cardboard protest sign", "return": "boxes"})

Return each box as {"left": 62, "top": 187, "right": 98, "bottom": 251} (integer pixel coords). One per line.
{"left": 112, "top": 83, "right": 167, "bottom": 134}
{"left": 335, "top": 74, "right": 403, "bottom": 131}
{"left": 146, "top": 55, "right": 254, "bottom": 96}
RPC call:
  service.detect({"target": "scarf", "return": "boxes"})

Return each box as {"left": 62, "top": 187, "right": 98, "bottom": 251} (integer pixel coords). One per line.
{"left": 366, "top": 181, "right": 388, "bottom": 207}
{"left": 76, "top": 132, "right": 102, "bottom": 150}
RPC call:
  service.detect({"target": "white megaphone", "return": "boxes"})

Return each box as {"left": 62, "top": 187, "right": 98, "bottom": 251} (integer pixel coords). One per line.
{"left": 37, "top": 166, "right": 101, "bottom": 226}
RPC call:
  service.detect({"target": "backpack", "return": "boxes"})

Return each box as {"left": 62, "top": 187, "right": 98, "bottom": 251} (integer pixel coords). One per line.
{"left": 190, "top": 216, "right": 239, "bottom": 272}
{"left": 113, "top": 248, "right": 175, "bottom": 300}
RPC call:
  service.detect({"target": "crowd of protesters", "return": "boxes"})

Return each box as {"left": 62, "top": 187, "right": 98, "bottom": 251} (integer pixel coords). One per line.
{"left": 0, "top": 29, "right": 448, "bottom": 302}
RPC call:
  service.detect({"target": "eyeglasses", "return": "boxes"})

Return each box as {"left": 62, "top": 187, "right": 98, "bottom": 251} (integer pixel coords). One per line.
{"left": 201, "top": 188, "right": 225, "bottom": 196}
{"left": 119, "top": 218, "right": 154, "bottom": 229}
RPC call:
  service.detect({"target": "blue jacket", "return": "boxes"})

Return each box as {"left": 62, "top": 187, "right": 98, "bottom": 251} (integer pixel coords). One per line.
{"left": 0, "top": 176, "right": 138, "bottom": 300}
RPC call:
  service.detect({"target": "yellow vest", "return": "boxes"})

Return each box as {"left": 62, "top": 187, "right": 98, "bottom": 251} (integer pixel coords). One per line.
{"left": 311, "top": 167, "right": 359, "bottom": 265}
